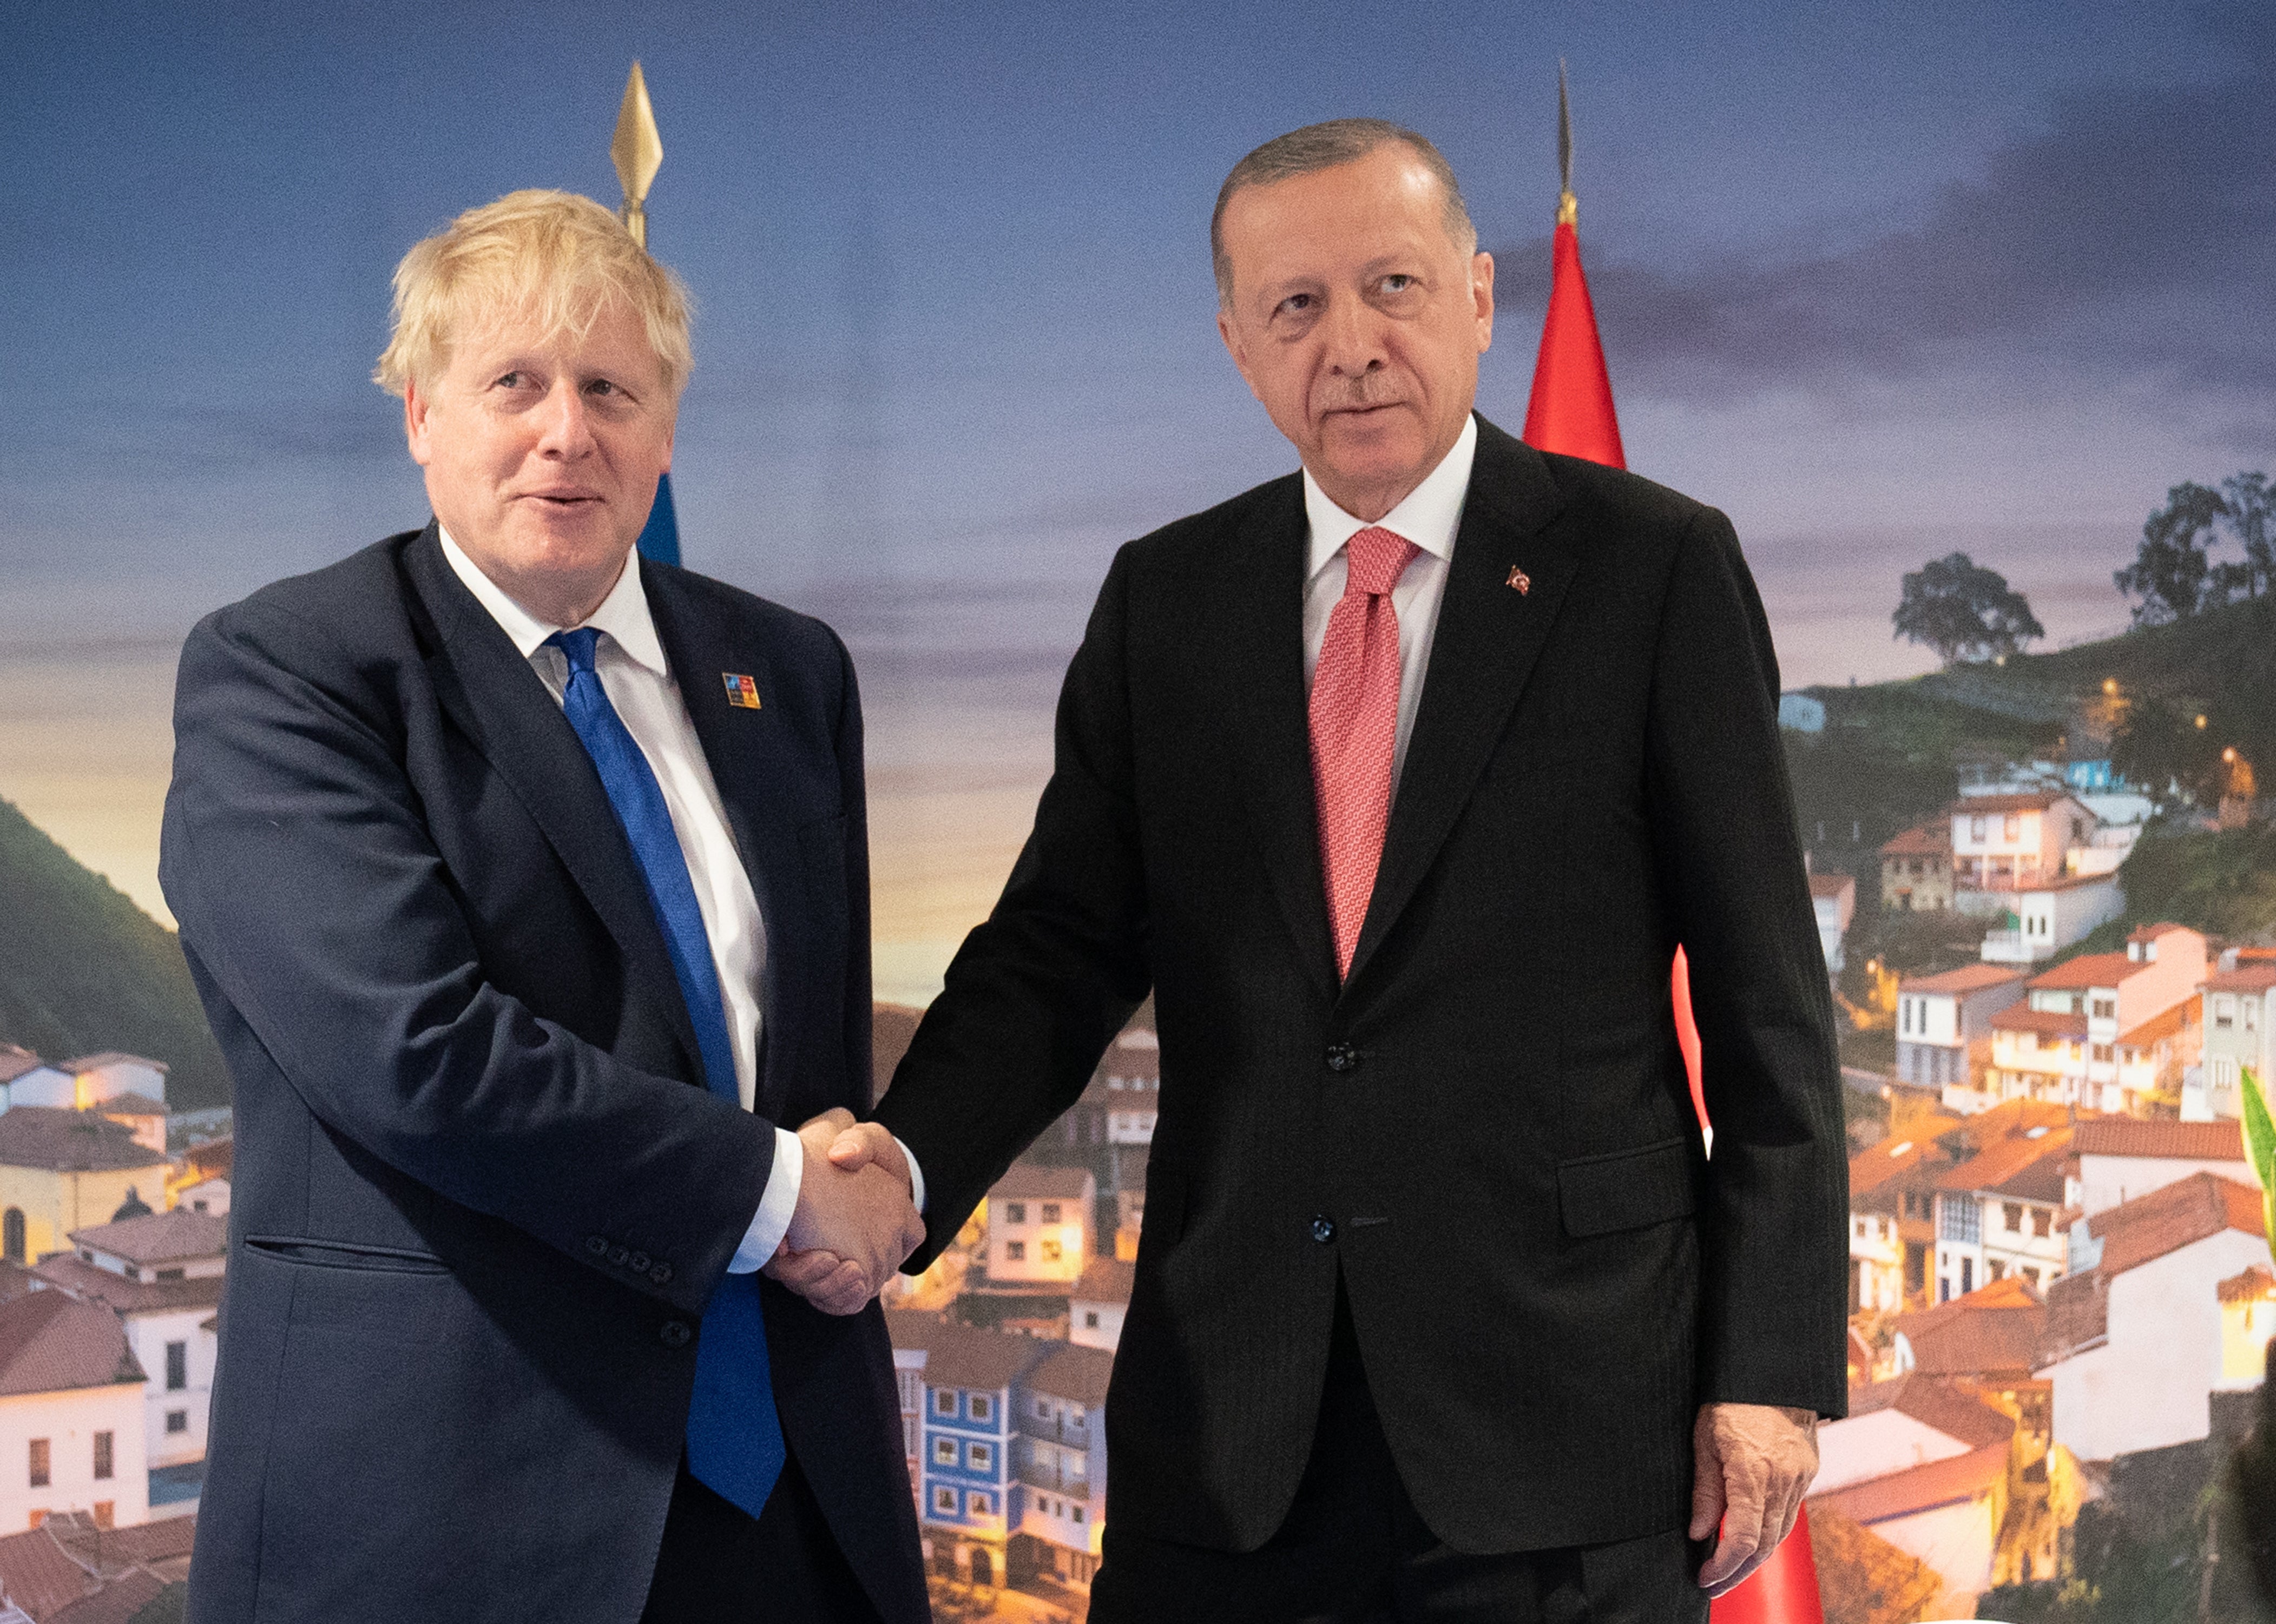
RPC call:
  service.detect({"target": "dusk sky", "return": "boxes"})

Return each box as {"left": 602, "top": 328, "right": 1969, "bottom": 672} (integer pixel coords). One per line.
{"left": 3, "top": 1, "right": 2270, "bottom": 999}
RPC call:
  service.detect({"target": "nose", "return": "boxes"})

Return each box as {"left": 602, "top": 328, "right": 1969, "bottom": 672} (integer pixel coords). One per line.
{"left": 1321, "top": 296, "right": 1387, "bottom": 378}
{"left": 534, "top": 380, "right": 596, "bottom": 459}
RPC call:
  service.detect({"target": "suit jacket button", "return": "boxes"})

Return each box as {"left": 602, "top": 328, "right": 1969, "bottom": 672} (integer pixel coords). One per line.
{"left": 629, "top": 1252, "right": 652, "bottom": 1273}
{"left": 609, "top": 1245, "right": 631, "bottom": 1266}
{"left": 586, "top": 1236, "right": 609, "bottom": 1257}
{"left": 1325, "top": 1045, "right": 1358, "bottom": 1074}
{"left": 1310, "top": 1216, "right": 1337, "bottom": 1244}
{"left": 659, "top": 1320, "right": 693, "bottom": 1349}
{"left": 650, "top": 1263, "right": 674, "bottom": 1286}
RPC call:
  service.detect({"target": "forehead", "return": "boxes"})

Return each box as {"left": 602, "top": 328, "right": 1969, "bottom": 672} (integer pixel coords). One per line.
{"left": 1221, "top": 147, "right": 1454, "bottom": 286}
{"left": 442, "top": 287, "right": 660, "bottom": 374}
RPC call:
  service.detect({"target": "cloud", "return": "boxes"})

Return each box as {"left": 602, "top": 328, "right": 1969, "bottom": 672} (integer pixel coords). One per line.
{"left": 1494, "top": 18, "right": 2276, "bottom": 420}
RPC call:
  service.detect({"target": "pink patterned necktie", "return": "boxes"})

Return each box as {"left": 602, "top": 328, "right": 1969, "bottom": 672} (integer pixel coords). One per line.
{"left": 1310, "top": 525, "right": 1421, "bottom": 980}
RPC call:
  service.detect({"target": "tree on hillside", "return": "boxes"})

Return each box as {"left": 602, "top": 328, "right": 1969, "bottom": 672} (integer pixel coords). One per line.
{"left": 1892, "top": 552, "right": 2045, "bottom": 665}
{"left": 2115, "top": 474, "right": 2275, "bottom": 623}
{"left": 2111, "top": 696, "right": 2225, "bottom": 801}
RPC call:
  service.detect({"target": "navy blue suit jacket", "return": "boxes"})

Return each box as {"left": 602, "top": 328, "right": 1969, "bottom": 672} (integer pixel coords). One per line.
{"left": 161, "top": 525, "right": 925, "bottom": 1624}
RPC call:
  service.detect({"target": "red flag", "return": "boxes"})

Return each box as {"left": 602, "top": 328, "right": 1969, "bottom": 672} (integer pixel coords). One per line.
{"left": 1521, "top": 214, "right": 1626, "bottom": 470}
{"left": 1517, "top": 87, "right": 1825, "bottom": 1624}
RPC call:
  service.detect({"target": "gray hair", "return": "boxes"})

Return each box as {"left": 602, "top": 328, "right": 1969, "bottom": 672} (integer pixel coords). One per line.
{"left": 1211, "top": 118, "right": 1478, "bottom": 308}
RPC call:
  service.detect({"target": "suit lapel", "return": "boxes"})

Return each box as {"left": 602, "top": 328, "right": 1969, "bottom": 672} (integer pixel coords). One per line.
{"left": 1212, "top": 479, "right": 1341, "bottom": 1003}
{"left": 403, "top": 527, "right": 706, "bottom": 1085}
{"left": 642, "top": 565, "right": 806, "bottom": 1122}
{"left": 1343, "top": 420, "right": 1571, "bottom": 991}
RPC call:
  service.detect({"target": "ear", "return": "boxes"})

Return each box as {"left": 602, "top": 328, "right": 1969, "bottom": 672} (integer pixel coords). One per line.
{"left": 1216, "top": 306, "right": 1264, "bottom": 404}
{"left": 403, "top": 377, "right": 435, "bottom": 468}
{"left": 1470, "top": 251, "right": 1496, "bottom": 354}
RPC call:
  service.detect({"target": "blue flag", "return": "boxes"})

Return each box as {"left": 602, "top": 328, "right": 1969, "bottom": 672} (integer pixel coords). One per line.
{"left": 636, "top": 472, "right": 681, "bottom": 566}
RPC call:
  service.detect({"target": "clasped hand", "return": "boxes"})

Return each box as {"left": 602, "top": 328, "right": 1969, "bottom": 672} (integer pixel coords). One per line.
{"left": 761, "top": 1108, "right": 924, "bottom": 1316}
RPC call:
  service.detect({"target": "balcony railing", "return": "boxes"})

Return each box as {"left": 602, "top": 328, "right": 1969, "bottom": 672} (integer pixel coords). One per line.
{"left": 1016, "top": 1461, "right": 1091, "bottom": 1498}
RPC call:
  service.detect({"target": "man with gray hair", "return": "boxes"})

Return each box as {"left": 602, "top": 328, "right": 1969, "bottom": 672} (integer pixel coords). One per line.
{"left": 862, "top": 119, "right": 1850, "bottom": 1620}
{"left": 164, "top": 189, "right": 927, "bottom": 1623}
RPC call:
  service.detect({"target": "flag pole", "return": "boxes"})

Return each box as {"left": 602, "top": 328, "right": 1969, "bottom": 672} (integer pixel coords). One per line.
{"left": 610, "top": 62, "right": 681, "bottom": 566}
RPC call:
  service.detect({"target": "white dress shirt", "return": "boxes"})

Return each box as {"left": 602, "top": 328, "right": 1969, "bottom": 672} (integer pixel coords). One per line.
{"left": 1300, "top": 412, "right": 1477, "bottom": 791}
{"left": 442, "top": 530, "right": 895, "bottom": 1275}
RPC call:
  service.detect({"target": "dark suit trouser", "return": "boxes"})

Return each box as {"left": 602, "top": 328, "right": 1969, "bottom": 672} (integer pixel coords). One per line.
{"left": 640, "top": 1443, "right": 883, "bottom": 1623}
{"left": 1089, "top": 1278, "right": 1710, "bottom": 1624}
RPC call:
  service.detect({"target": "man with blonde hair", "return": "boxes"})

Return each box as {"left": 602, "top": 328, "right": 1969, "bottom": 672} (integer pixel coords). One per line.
{"left": 163, "top": 189, "right": 929, "bottom": 1623}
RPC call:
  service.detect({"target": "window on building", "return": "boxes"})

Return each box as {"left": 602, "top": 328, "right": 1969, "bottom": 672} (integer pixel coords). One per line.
{"left": 2003, "top": 1203, "right": 2023, "bottom": 1233}
{"left": 1036, "top": 1397, "right": 1053, "bottom": 1418}
{"left": 969, "top": 1442, "right": 992, "bottom": 1471}
{"left": 935, "top": 1390, "right": 956, "bottom": 1416}
{"left": 1041, "top": 1204, "right": 1061, "bottom": 1224}
{"left": 970, "top": 1395, "right": 991, "bottom": 1422}
{"left": 1939, "top": 1197, "right": 1981, "bottom": 1245}
{"left": 968, "top": 1491, "right": 992, "bottom": 1517}
{"left": 28, "top": 1441, "right": 48, "bottom": 1488}
{"left": 1004, "top": 1240, "right": 1026, "bottom": 1261}
{"left": 2032, "top": 1209, "right": 2051, "bottom": 1237}
{"left": 1961, "top": 1258, "right": 1975, "bottom": 1294}
{"left": 2215, "top": 998, "right": 2235, "bottom": 1029}
{"left": 2092, "top": 998, "right": 2115, "bottom": 1020}
{"left": 1988, "top": 1259, "right": 2006, "bottom": 1280}
{"left": 2091, "top": 1044, "right": 2113, "bottom": 1064}
{"left": 0, "top": 1210, "right": 21, "bottom": 1266}
{"left": 2004, "top": 815, "right": 2020, "bottom": 841}
{"left": 166, "top": 1341, "right": 187, "bottom": 1391}
{"left": 90, "top": 1503, "right": 112, "bottom": 1531}
{"left": 935, "top": 1438, "right": 957, "bottom": 1465}
{"left": 934, "top": 1487, "right": 957, "bottom": 1515}
{"left": 1041, "top": 1240, "right": 1062, "bottom": 1262}
{"left": 1073, "top": 1506, "right": 1086, "bottom": 1523}
{"left": 93, "top": 1433, "right": 112, "bottom": 1481}
{"left": 1004, "top": 1203, "right": 1027, "bottom": 1224}
{"left": 1971, "top": 817, "right": 1987, "bottom": 842}
{"left": 165, "top": 1411, "right": 187, "bottom": 1435}
{"left": 2023, "top": 1266, "right": 2041, "bottom": 1288}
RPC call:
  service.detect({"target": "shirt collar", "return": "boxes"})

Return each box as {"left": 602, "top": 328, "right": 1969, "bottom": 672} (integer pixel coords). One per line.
{"left": 1303, "top": 412, "right": 1478, "bottom": 582}
{"left": 438, "top": 526, "right": 669, "bottom": 678}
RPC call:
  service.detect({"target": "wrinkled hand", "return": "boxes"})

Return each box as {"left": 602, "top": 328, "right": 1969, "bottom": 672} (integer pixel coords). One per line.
{"left": 762, "top": 1110, "right": 922, "bottom": 1316}
{"left": 1690, "top": 1401, "right": 1819, "bottom": 1596}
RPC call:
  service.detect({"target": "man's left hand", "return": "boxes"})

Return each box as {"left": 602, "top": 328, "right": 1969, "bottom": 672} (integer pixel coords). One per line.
{"left": 1689, "top": 1401, "right": 1819, "bottom": 1596}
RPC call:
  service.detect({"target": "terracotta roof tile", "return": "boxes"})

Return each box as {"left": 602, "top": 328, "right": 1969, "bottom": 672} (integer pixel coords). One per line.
{"left": 1810, "top": 1441, "right": 2010, "bottom": 1524}
{"left": 888, "top": 1319, "right": 1049, "bottom": 1393}
{"left": 2220, "top": 1265, "right": 2276, "bottom": 1304}
{"left": 1844, "top": 1373, "right": 2017, "bottom": 1450}
{"left": 1936, "top": 1127, "right": 2071, "bottom": 1198}
{"left": 0, "top": 1111, "right": 168, "bottom": 1174}
{"left": 1071, "top": 1257, "right": 1134, "bottom": 1306}
{"left": 2089, "top": 1171, "right": 2266, "bottom": 1278}
{"left": 1956, "top": 792, "right": 2074, "bottom": 813}
{"left": 56, "top": 1055, "right": 167, "bottom": 1075}
{"left": 2119, "top": 1000, "right": 2196, "bottom": 1049}
{"left": 2207, "top": 966, "right": 2276, "bottom": 993}
{"left": 1024, "top": 1342, "right": 1114, "bottom": 1408}
{"left": 47, "top": 1570, "right": 167, "bottom": 1624}
{"left": 990, "top": 1165, "right": 1095, "bottom": 1201}
{"left": 2027, "top": 953, "right": 2142, "bottom": 993}
{"left": 2128, "top": 923, "right": 2191, "bottom": 944}
{"left": 0, "top": 1522, "right": 96, "bottom": 1619}
{"left": 1989, "top": 1006, "right": 2088, "bottom": 1038}
{"left": 1880, "top": 825, "right": 1953, "bottom": 857}
{"left": 2037, "top": 1269, "right": 2110, "bottom": 1365}
{"left": 1849, "top": 1127, "right": 1961, "bottom": 1199}
{"left": 1806, "top": 1506, "right": 1947, "bottom": 1624}
{"left": 0, "top": 1294, "right": 143, "bottom": 1397}
{"left": 1893, "top": 1279, "right": 2046, "bottom": 1378}
{"left": 1898, "top": 965, "right": 2022, "bottom": 996}
{"left": 1810, "top": 874, "right": 1856, "bottom": 900}
{"left": 46, "top": 1514, "right": 195, "bottom": 1571}
{"left": 0, "top": 1049, "right": 50, "bottom": 1088}
{"left": 64, "top": 1211, "right": 227, "bottom": 1267}
{"left": 2071, "top": 1119, "right": 2244, "bottom": 1163}
{"left": 33, "top": 1256, "right": 225, "bottom": 1317}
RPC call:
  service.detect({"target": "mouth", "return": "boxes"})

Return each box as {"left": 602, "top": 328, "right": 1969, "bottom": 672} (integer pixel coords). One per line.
{"left": 518, "top": 490, "right": 604, "bottom": 509}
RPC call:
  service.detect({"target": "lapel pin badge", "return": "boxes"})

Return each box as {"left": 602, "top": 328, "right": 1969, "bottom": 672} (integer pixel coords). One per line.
{"left": 1506, "top": 566, "right": 1531, "bottom": 596}
{"left": 721, "top": 673, "right": 762, "bottom": 710}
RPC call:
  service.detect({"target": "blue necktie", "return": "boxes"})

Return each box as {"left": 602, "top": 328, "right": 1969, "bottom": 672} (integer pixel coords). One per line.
{"left": 545, "top": 628, "right": 785, "bottom": 1519}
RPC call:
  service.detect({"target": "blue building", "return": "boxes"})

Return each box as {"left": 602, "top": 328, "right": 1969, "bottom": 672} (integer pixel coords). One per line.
{"left": 885, "top": 1312, "right": 1049, "bottom": 1586}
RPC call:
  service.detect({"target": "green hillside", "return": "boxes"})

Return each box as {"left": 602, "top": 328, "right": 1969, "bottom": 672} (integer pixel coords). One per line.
{"left": 0, "top": 798, "right": 230, "bottom": 1112}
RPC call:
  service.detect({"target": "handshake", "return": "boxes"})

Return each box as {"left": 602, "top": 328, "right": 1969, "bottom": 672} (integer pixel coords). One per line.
{"left": 761, "top": 1108, "right": 926, "bottom": 1316}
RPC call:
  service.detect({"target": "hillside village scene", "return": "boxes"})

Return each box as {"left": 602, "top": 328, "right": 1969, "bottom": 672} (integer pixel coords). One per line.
{"left": 0, "top": 486, "right": 2270, "bottom": 1624}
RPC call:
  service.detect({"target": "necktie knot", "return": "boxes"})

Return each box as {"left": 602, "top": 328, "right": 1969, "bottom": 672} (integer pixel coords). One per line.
{"left": 1345, "top": 526, "right": 1419, "bottom": 598}
{"left": 545, "top": 627, "right": 602, "bottom": 676}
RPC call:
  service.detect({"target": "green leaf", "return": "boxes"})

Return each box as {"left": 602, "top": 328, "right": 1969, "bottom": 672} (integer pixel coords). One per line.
{"left": 2242, "top": 1066, "right": 2276, "bottom": 1265}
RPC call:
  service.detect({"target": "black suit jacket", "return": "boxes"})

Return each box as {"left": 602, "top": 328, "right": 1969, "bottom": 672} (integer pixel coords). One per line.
{"left": 161, "top": 526, "right": 925, "bottom": 1624}
{"left": 876, "top": 416, "right": 1850, "bottom": 1556}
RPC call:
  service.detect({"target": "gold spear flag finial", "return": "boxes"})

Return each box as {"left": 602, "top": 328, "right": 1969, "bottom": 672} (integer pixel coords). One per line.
{"left": 1556, "top": 60, "right": 1577, "bottom": 227}
{"left": 611, "top": 61, "right": 664, "bottom": 248}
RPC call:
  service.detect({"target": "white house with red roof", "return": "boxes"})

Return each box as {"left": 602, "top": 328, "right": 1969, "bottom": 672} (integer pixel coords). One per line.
{"left": 1808, "top": 1425, "right": 2009, "bottom": 1620}
{"left": 1930, "top": 1103, "right": 2073, "bottom": 1300}
{"left": 0, "top": 1292, "right": 149, "bottom": 1535}
{"left": 2064, "top": 1118, "right": 2249, "bottom": 1222}
{"left": 1951, "top": 791, "right": 2096, "bottom": 910}
{"left": 1879, "top": 823, "right": 1954, "bottom": 914}
{"left": 2194, "top": 961, "right": 2275, "bottom": 1121}
{"left": 1068, "top": 1257, "right": 1132, "bottom": 1354}
{"left": 983, "top": 1166, "right": 1096, "bottom": 1287}
{"left": 2034, "top": 1171, "right": 2270, "bottom": 1463}
{"left": 1895, "top": 965, "right": 2024, "bottom": 1091}
{"left": 1849, "top": 1118, "right": 1963, "bottom": 1313}
{"left": 1973, "top": 925, "right": 2207, "bottom": 1114}
{"left": 1815, "top": 1372, "right": 2016, "bottom": 1496}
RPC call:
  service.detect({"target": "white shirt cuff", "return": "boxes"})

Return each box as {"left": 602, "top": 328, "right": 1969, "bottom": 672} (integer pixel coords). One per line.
{"left": 897, "top": 1137, "right": 927, "bottom": 1216}
{"left": 728, "top": 1127, "right": 805, "bottom": 1273}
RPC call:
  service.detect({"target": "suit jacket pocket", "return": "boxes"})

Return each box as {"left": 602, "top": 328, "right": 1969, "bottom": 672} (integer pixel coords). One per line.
{"left": 1556, "top": 1137, "right": 1695, "bottom": 1238}
{"left": 244, "top": 1236, "right": 451, "bottom": 1275}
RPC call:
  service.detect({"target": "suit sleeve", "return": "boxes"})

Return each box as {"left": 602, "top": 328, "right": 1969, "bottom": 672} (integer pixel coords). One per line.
{"left": 1643, "top": 509, "right": 1851, "bottom": 1420}
{"left": 160, "top": 597, "right": 777, "bottom": 1317}
{"left": 873, "top": 546, "right": 1150, "bottom": 1271}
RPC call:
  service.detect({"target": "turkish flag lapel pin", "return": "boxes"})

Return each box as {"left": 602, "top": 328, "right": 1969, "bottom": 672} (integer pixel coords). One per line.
{"left": 1506, "top": 566, "right": 1531, "bottom": 595}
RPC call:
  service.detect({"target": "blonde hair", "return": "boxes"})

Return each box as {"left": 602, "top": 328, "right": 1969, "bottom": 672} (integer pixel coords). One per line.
{"left": 373, "top": 189, "right": 694, "bottom": 399}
